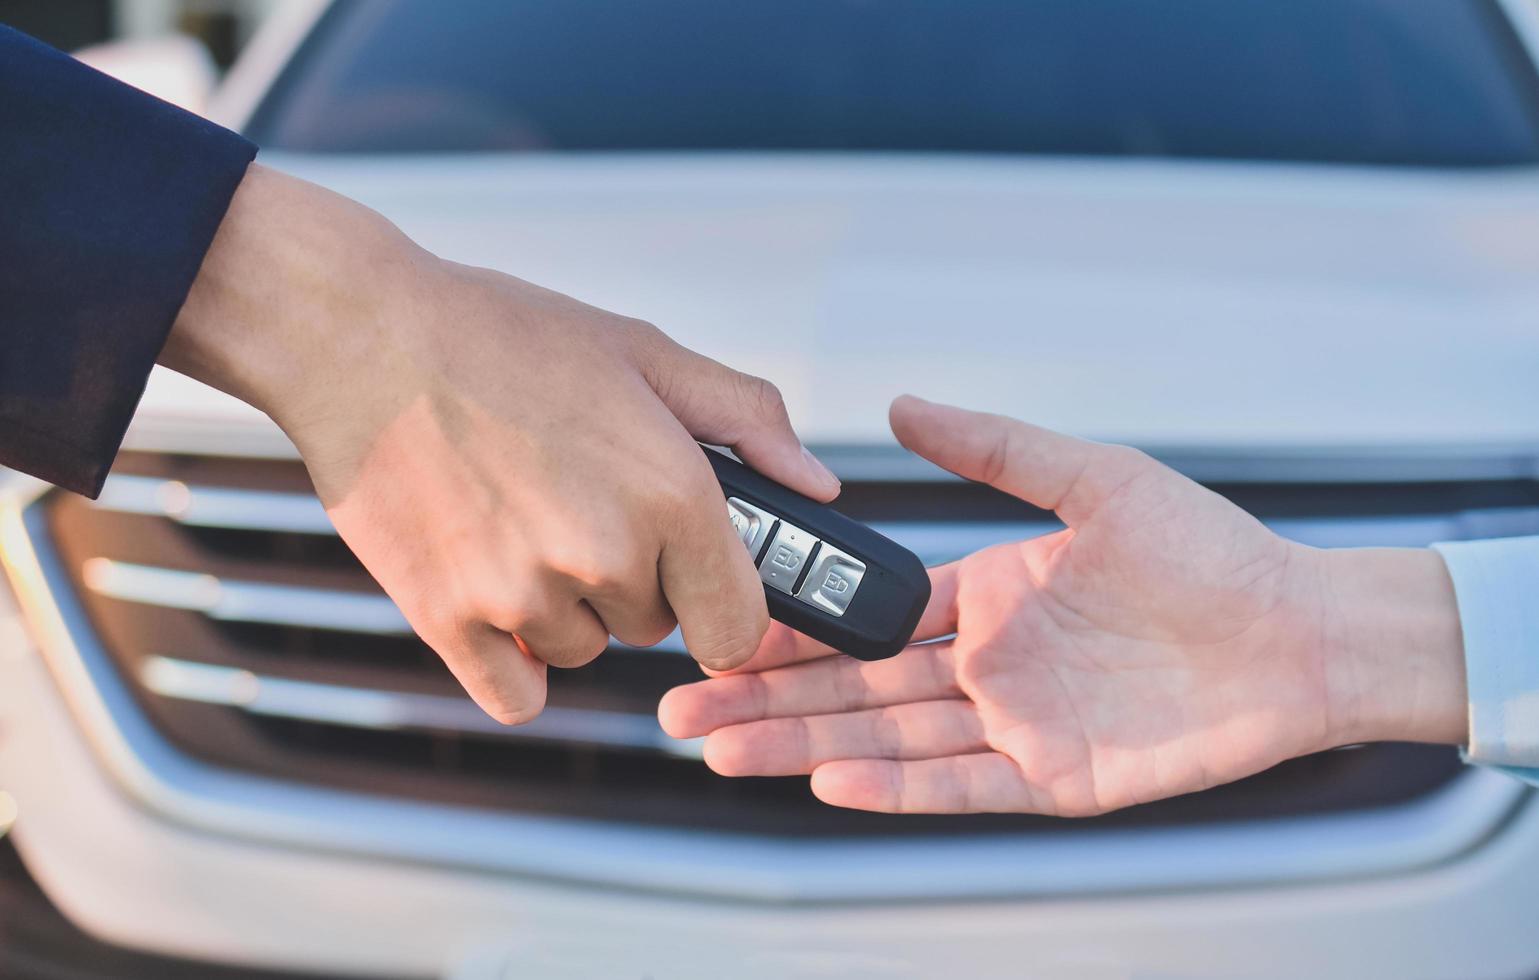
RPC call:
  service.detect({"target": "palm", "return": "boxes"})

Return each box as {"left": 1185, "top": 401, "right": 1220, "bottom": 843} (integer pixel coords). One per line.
{"left": 943, "top": 464, "right": 1320, "bottom": 815}
{"left": 659, "top": 397, "right": 1330, "bottom": 815}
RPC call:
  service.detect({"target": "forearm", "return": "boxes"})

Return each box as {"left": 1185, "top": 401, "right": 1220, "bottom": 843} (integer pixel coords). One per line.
{"left": 1304, "top": 545, "right": 1467, "bottom": 749}
{"left": 157, "top": 164, "right": 430, "bottom": 435}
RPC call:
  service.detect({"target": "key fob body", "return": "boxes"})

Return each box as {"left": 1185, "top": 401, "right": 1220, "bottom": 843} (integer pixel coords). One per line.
{"left": 706, "top": 448, "right": 930, "bottom": 661}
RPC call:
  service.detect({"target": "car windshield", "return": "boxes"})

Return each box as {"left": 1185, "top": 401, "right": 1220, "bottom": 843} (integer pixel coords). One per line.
{"left": 249, "top": 0, "right": 1539, "bottom": 166}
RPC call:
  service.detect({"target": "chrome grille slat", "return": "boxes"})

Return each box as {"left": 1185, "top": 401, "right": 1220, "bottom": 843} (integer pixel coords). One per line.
{"left": 81, "top": 558, "right": 412, "bottom": 634}
{"left": 139, "top": 656, "right": 702, "bottom": 759}
{"left": 79, "top": 556, "right": 691, "bottom": 654}
{"left": 95, "top": 474, "right": 333, "bottom": 533}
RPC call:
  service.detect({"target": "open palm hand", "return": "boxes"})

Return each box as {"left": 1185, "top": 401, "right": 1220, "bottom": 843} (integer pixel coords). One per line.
{"left": 659, "top": 396, "right": 1381, "bottom": 816}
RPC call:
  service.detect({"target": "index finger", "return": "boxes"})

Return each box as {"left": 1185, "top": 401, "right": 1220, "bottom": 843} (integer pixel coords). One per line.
{"left": 890, "top": 395, "right": 1139, "bottom": 527}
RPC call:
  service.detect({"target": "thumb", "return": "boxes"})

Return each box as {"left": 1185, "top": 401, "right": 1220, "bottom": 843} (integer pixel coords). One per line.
{"left": 643, "top": 337, "right": 840, "bottom": 502}
{"left": 889, "top": 394, "right": 1146, "bottom": 526}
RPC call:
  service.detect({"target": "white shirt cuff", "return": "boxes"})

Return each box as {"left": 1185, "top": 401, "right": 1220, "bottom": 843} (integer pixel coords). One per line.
{"left": 1432, "top": 536, "right": 1539, "bottom": 769}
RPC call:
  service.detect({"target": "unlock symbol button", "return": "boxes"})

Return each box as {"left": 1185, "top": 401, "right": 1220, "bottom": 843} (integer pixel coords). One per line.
{"left": 757, "top": 521, "right": 817, "bottom": 594}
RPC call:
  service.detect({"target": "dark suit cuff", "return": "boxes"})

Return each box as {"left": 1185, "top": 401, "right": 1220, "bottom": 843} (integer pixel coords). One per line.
{"left": 0, "top": 25, "right": 258, "bottom": 497}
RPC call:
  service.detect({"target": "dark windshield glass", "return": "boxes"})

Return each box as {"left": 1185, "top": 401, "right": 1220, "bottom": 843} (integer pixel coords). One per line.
{"left": 249, "top": 0, "right": 1539, "bottom": 166}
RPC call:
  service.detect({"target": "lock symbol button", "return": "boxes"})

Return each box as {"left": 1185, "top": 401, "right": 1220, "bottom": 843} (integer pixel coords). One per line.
{"left": 796, "top": 545, "right": 867, "bottom": 617}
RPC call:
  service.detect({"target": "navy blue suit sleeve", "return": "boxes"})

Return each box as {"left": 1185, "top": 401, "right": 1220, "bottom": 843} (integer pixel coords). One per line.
{"left": 0, "top": 25, "right": 257, "bottom": 497}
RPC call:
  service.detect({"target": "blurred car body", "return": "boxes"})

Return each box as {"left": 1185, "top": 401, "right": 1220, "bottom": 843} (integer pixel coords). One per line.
{"left": 5, "top": 1, "right": 1539, "bottom": 977}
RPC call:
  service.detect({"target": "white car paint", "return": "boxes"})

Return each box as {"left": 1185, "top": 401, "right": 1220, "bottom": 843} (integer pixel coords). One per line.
{"left": 136, "top": 151, "right": 1539, "bottom": 454}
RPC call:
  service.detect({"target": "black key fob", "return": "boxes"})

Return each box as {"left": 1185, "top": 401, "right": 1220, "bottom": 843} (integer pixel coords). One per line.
{"left": 705, "top": 447, "right": 930, "bottom": 661}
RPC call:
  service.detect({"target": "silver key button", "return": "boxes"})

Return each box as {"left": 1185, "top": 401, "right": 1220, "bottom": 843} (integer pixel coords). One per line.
{"left": 796, "top": 544, "right": 867, "bottom": 616}
{"left": 726, "top": 497, "right": 776, "bottom": 559}
{"left": 759, "top": 521, "right": 818, "bottom": 594}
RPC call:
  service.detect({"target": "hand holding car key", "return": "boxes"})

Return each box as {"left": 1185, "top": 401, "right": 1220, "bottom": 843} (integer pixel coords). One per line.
{"left": 706, "top": 448, "right": 931, "bottom": 662}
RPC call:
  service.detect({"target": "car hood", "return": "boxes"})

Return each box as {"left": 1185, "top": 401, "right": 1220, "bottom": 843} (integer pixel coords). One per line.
{"left": 140, "top": 154, "right": 1539, "bottom": 454}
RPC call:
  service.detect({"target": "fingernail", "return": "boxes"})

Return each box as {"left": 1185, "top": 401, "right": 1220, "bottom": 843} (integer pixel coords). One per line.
{"left": 803, "top": 445, "right": 840, "bottom": 491}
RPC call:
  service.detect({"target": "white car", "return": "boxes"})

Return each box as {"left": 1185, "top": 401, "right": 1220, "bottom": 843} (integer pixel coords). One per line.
{"left": 6, "top": 1, "right": 1539, "bottom": 976}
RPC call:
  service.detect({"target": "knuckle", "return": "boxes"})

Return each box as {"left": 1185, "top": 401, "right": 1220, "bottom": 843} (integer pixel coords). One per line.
{"left": 546, "top": 538, "right": 639, "bottom": 595}
{"left": 736, "top": 372, "right": 789, "bottom": 423}
{"left": 514, "top": 607, "right": 611, "bottom": 669}
{"left": 616, "top": 317, "right": 672, "bottom": 363}
{"left": 979, "top": 424, "right": 1018, "bottom": 488}
{"left": 407, "top": 608, "right": 459, "bottom": 650}
{"left": 932, "top": 646, "right": 964, "bottom": 699}
{"left": 619, "top": 616, "right": 678, "bottom": 649}
{"left": 1102, "top": 443, "right": 1154, "bottom": 473}
{"left": 1088, "top": 445, "right": 1160, "bottom": 500}
{"left": 1053, "top": 796, "right": 1108, "bottom": 819}
{"left": 653, "top": 457, "right": 719, "bottom": 521}
{"left": 945, "top": 758, "right": 973, "bottom": 812}
{"left": 396, "top": 588, "right": 465, "bottom": 643}
{"left": 545, "top": 635, "right": 609, "bottom": 670}
{"left": 578, "top": 626, "right": 613, "bottom": 664}
{"left": 873, "top": 708, "right": 905, "bottom": 759}
{"left": 741, "top": 671, "right": 771, "bottom": 718}
{"left": 831, "top": 658, "right": 866, "bottom": 713}
{"left": 491, "top": 591, "right": 553, "bottom": 634}
{"left": 621, "top": 315, "right": 663, "bottom": 340}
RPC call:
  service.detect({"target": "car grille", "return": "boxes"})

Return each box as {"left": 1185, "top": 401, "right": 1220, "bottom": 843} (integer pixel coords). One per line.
{"left": 38, "top": 447, "right": 1539, "bottom": 836}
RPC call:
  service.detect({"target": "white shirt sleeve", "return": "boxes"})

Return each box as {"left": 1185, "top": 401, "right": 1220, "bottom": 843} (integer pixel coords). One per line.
{"left": 1430, "top": 535, "right": 1539, "bottom": 781}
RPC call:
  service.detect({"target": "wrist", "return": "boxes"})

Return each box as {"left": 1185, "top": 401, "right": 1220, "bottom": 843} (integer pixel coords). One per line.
{"left": 159, "top": 164, "right": 430, "bottom": 433}
{"left": 1303, "top": 545, "right": 1467, "bottom": 748}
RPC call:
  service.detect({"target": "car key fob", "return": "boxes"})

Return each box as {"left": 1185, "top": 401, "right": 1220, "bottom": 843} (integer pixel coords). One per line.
{"left": 705, "top": 447, "right": 930, "bottom": 661}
